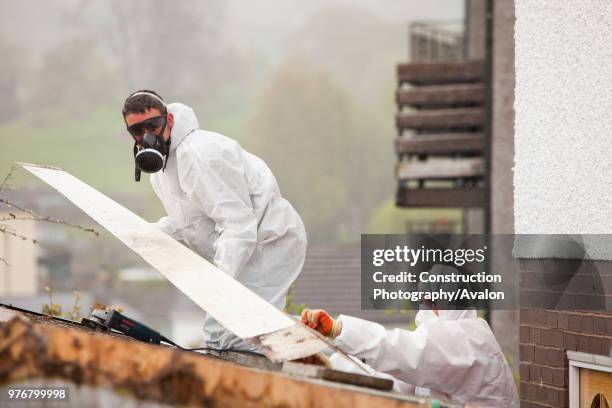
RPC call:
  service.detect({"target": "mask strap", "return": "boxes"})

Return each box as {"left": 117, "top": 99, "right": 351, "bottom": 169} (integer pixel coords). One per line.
{"left": 163, "top": 144, "right": 170, "bottom": 171}
{"left": 162, "top": 160, "right": 169, "bottom": 172}
{"left": 133, "top": 142, "right": 141, "bottom": 182}
{"left": 158, "top": 119, "right": 170, "bottom": 172}
{"left": 128, "top": 91, "right": 165, "bottom": 105}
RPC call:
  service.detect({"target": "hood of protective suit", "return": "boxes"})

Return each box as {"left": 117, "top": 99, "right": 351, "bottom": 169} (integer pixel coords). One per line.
{"left": 418, "top": 264, "right": 460, "bottom": 294}
{"left": 167, "top": 103, "right": 199, "bottom": 153}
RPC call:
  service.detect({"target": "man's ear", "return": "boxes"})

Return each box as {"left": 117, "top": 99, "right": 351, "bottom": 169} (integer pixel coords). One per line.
{"left": 167, "top": 112, "right": 174, "bottom": 128}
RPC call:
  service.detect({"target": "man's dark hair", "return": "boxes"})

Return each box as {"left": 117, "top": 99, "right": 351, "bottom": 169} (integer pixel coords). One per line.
{"left": 122, "top": 89, "right": 167, "bottom": 117}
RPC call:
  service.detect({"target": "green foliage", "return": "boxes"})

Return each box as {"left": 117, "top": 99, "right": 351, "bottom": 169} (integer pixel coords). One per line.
{"left": 284, "top": 284, "right": 306, "bottom": 316}
{"left": 65, "top": 291, "right": 83, "bottom": 321}
{"left": 366, "top": 199, "right": 464, "bottom": 234}
{"left": 41, "top": 286, "right": 62, "bottom": 318}
{"left": 383, "top": 302, "right": 417, "bottom": 330}
{"left": 41, "top": 288, "right": 127, "bottom": 323}
{"left": 41, "top": 287, "right": 84, "bottom": 322}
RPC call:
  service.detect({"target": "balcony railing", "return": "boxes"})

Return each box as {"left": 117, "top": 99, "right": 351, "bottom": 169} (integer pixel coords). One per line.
{"left": 409, "top": 21, "right": 466, "bottom": 62}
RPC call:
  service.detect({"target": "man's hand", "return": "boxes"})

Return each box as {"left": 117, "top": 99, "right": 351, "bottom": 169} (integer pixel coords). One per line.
{"left": 301, "top": 309, "right": 342, "bottom": 338}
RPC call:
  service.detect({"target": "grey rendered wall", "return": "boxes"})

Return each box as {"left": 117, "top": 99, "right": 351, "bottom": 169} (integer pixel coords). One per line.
{"left": 514, "top": 0, "right": 612, "bottom": 236}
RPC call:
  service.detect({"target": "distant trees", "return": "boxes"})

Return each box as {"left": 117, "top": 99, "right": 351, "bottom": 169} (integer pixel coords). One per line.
{"left": 1, "top": 1, "right": 240, "bottom": 119}
{"left": 0, "top": 2, "right": 403, "bottom": 244}
{"left": 22, "top": 37, "right": 120, "bottom": 117}
{"left": 247, "top": 60, "right": 392, "bottom": 243}
{"left": 106, "top": 0, "right": 231, "bottom": 101}
{"left": 284, "top": 4, "right": 405, "bottom": 108}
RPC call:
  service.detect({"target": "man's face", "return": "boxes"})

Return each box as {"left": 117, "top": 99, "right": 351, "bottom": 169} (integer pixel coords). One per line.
{"left": 124, "top": 108, "right": 174, "bottom": 145}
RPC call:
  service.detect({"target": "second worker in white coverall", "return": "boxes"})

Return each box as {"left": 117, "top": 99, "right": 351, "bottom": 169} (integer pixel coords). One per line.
{"left": 302, "top": 264, "right": 519, "bottom": 408}
{"left": 122, "top": 90, "right": 307, "bottom": 350}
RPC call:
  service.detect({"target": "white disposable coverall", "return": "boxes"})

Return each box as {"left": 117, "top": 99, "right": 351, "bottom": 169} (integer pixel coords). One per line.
{"left": 150, "top": 103, "right": 307, "bottom": 348}
{"left": 330, "top": 310, "right": 519, "bottom": 408}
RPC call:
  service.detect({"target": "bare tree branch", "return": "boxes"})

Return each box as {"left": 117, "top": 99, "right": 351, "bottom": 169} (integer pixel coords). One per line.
{"left": 0, "top": 216, "right": 35, "bottom": 221}
{"left": 0, "top": 224, "right": 38, "bottom": 244}
{"left": 0, "top": 197, "right": 41, "bottom": 218}
{"left": 0, "top": 197, "right": 98, "bottom": 236}
{"left": 0, "top": 165, "right": 16, "bottom": 193}
{"left": 0, "top": 167, "right": 100, "bottom": 266}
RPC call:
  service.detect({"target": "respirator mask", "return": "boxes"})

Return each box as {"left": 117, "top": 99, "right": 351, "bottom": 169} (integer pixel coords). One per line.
{"left": 127, "top": 114, "right": 171, "bottom": 182}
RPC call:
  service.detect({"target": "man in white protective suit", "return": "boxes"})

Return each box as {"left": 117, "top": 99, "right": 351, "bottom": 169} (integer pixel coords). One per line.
{"left": 302, "top": 264, "right": 519, "bottom": 408}
{"left": 122, "top": 90, "right": 307, "bottom": 349}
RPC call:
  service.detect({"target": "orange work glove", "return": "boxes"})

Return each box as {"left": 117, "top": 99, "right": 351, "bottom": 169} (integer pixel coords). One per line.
{"left": 301, "top": 309, "right": 342, "bottom": 338}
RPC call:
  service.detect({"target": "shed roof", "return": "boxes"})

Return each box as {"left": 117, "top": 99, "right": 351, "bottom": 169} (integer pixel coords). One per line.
{"left": 0, "top": 306, "right": 458, "bottom": 407}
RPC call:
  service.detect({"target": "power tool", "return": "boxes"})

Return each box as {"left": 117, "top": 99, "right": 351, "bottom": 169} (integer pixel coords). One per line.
{"left": 81, "top": 308, "right": 164, "bottom": 344}
{"left": 81, "top": 308, "right": 265, "bottom": 357}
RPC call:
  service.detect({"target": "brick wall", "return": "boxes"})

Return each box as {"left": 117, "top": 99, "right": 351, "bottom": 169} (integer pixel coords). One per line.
{"left": 519, "top": 309, "right": 612, "bottom": 407}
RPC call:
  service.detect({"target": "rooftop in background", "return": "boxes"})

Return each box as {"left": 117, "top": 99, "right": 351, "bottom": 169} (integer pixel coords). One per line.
{"left": 291, "top": 245, "right": 415, "bottom": 327}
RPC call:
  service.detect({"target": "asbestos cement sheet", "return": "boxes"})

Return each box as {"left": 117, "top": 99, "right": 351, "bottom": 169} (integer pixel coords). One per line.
{"left": 20, "top": 163, "right": 327, "bottom": 361}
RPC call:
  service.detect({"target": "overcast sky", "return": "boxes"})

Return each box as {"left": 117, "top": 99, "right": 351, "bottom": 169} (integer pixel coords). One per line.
{"left": 225, "top": 0, "right": 465, "bottom": 54}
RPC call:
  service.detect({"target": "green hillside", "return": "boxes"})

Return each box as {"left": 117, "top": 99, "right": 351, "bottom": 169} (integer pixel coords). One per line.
{"left": 0, "top": 105, "right": 141, "bottom": 193}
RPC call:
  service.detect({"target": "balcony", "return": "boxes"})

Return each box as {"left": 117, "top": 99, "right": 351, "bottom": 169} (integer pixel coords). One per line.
{"left": 395, "top": 22, "right": 486, "bottom": 208}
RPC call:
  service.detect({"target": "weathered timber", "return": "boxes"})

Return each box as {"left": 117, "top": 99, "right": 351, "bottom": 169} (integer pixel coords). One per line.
{"left": 396, "top": 158, "right": 484, "bottom": 180}
{"left": 396, "top": 108, "right": 484, "bottom": 131}
{"left": 0, "top": 314, "right": 443, "bottom": 407}
{"left": 395, "top": 133, "right": 484, "bottom": 156}
{"left": 397, "top": 60, "right": 484, "bottom": 85}
{"left": 282, "top": 362, "right": 394, "bottom": 391}
{"left": 396, "top": 84, "right": 484, "bottom": 108}
{"left": 396, "top": 187, "right": 485, "bottom": 208}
